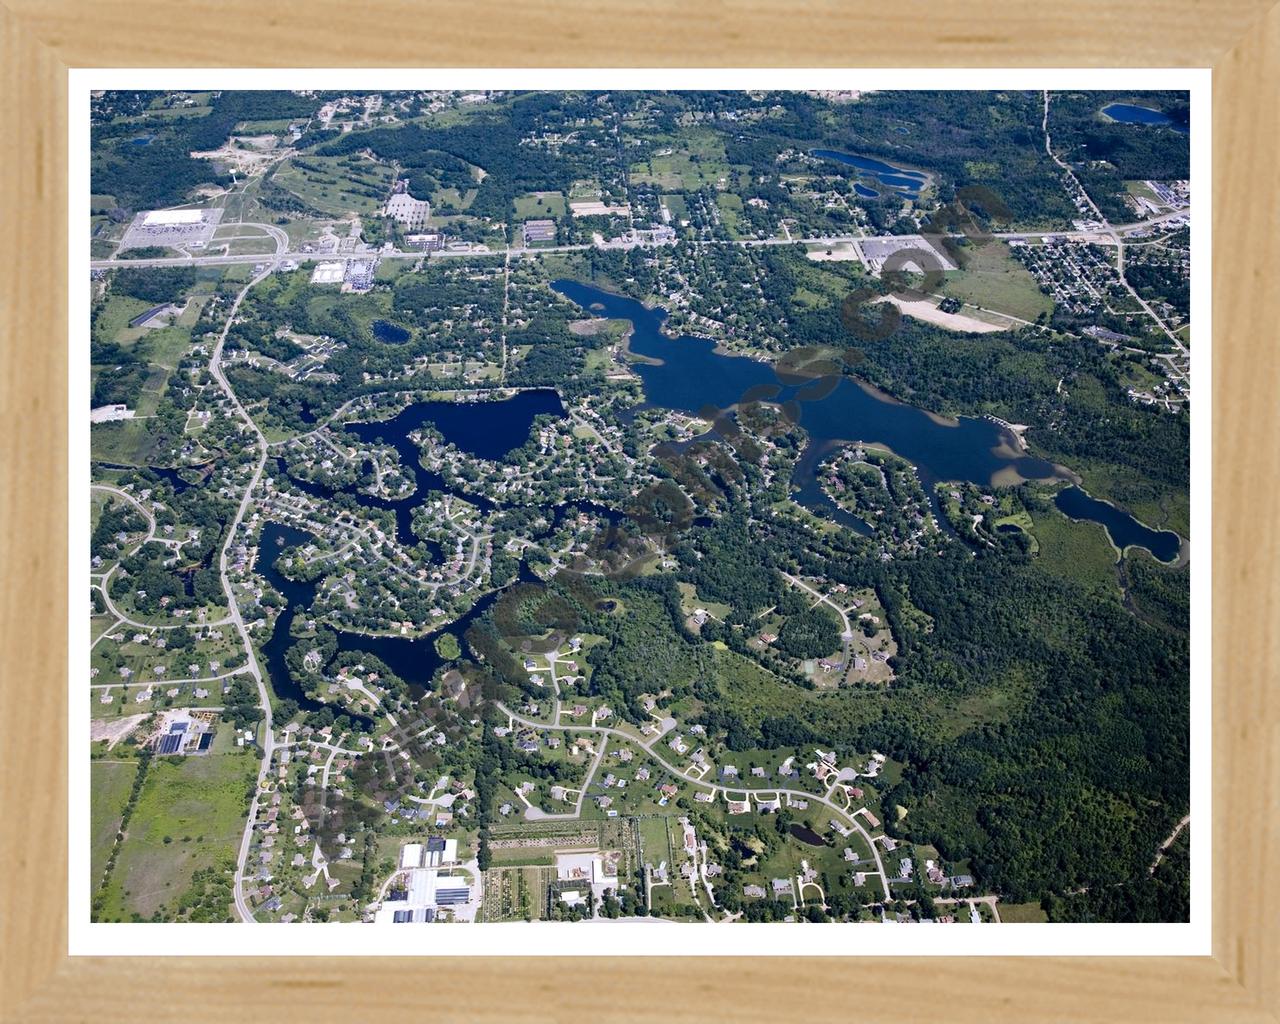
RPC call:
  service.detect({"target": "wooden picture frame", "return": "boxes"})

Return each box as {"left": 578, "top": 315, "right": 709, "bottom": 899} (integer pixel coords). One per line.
{"left": 2, "top": 2, "right": 1276, "bottom": 1019}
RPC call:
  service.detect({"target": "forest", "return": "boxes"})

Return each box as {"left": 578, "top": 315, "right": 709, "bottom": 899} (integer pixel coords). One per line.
{"left": 92, "top": 91, "right": 321, "bottom": 211}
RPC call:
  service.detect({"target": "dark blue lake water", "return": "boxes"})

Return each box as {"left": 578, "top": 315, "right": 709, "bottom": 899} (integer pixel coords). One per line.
{"left": 279, "top": 389, "right": 564, "bottom": 550}
{"left": 345, "top": 388, "right": 564, "bottom": 464}
{"left": 371, "top": 319, "right": 411, "bottom": 344}
{"left": 255, "top": 388, "right": 598, "bottom": 699}
{"left": 1054, "top": 486, "right": 1181, "bottom": 562}
{"left": 552, "top": 279, "right": 1059, "bottom": 489}
{"left": 551, "top": 280, "right": 1183, "bottom": 559}
{"left": 255, "top": 521, "right": 370, "bottom": 720}
{"left": 853, "top": 183, "right": 880, "bottom": 199}
{"left": 811, "top": 150, "right": 929, "bottom": 196}
{"left": 1102, "top": 103, "right": 1189, "bottom": 135}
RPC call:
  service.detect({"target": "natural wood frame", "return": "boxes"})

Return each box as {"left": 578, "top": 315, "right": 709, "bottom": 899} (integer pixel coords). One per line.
{"left": 2, "top": 2, "right": 1277, "bottom": 1019}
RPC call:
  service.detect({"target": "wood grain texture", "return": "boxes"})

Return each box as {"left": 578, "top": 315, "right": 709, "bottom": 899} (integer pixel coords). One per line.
{"left": 0, "top": 3, "right": 70, "bottom": 1019}
{"left": 2, "top": 0, "right": 1279, "bottom": 66}
{"left": 1212, "top": 4, "right": 1280, "bottom": 1015}
{"left": 1, "top": 0, "right": 1277, "bottom": 1019}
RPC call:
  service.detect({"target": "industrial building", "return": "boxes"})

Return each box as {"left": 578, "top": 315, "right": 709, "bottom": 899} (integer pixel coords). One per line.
{"left": 522, "top": 219, "right": 557, "bottom": 245}
{"left": 343, "top": 259, "right": 377, "bottom": 292}
{"left": 119, "top": 206, "right": 224, "bottom": 252}
{"left": 310, "top": 261, "right": 345, "bottom": 285}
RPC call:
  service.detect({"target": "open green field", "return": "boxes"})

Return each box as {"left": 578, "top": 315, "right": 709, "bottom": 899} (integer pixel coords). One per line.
{"left": 637, "top": 815, "right": 675, "bottom": 866}
{"left": 95, "top": 294, "right": 153, "bottom": 342}
{"left": 939, "top": 239, "right": 1054, "bottom": 322}
{"left": 716, "top": 193, "right": 745, "bottom": 239}
{"left": 998, "top": 900, "right": 1049, "bottom": 922}
{"left": 91, "top": 306, "right": 201, "bottom": 464}
{"left": 91, "top": 759, "right": 138, "bottom": 883}
{"left": 660, "top": 194, "right": 688, "bottom": 222}
{"left": 272, "top": 154, "right": 392, "bottom": 217}
{"left": 631, "top": 131, "right": 732, "bottom": 190}
{"left": 94, "top": 734, "right": 256, "bottom": 921}
{"left": 514, "top": 192, "right": 566, "bottom": 219}
{"left": 428, "top": 186, "right": 476, "bottom": 211}
{"left": 90, "top": 418, "right": 168, "bottom": 466}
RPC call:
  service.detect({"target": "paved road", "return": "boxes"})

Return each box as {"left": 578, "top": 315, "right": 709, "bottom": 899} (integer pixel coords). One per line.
{"left": 782, "top": 571, "right": 855, "bottom": 665}
{"left": 498, "top": 702, "right": 892, "bottom": 902}
{"left": 1043, "top": 91, "right": 1187, "bottom": 356}
{"left": 87, "top": 213, "right": 1186, "bottom": 272}
{"left": 210, "top": 259, "right": 283, "bottom": 924}
{"left": 90, "top": 483, "right": 235, "bottom": 633}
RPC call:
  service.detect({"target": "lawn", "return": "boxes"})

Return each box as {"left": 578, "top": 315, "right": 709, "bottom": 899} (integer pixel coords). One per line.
{"left": 716, "top": 194, "right": 745, "bottom": 239}
{"left": 90, "top": 759, "right": 138, "bottom": 884}
{"left": 94, "top": 733, "right": 257, "bottom": 921}
{"left": 938, "top": 239, "right": 1054, "bottom": 323}
{"left": 514, "top": 192, "right": 566, "bottom": 219}
{"left": 998, "top": 900, "right": 1049, "bottom": 922}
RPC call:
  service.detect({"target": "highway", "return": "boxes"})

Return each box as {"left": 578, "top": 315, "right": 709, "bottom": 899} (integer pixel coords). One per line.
{"left": 88, "top": 212, "right": 1187, "bottom": 272}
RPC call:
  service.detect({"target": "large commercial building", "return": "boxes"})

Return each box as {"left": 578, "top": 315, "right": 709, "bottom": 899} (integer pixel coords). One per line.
{"left": 119, "top": 206, "right": 223, "bottom": 251}
{"left": 522, "top": 219, "right": 557, "bottom": 245}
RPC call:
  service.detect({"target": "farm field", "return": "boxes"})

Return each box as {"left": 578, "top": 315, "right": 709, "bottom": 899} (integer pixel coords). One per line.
{"left": 93, "top": 732, "right": 256, "bottom": 921}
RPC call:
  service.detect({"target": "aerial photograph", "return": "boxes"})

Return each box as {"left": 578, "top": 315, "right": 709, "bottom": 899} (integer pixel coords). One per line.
{"left": 86, "top": 87, "right": 1192, "bottom": 928}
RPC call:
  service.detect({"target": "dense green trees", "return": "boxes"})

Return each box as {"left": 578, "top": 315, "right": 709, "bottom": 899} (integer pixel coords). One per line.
{"left": 92, "top": 91, "right": 318, "bottom": 211}
{"left": 775, "top": 605, "right": 841, "bottom": 659}
{"left": 111, "top": 267, "right": 197, "bottom": 304}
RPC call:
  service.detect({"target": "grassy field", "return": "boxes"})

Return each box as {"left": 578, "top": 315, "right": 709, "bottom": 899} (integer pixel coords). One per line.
{"left": 660, "top": 194, "right": 688, "bottom": 223}
{"left": 94, "top": 294, "right": 153, "bottom": 341}
{"left": 514, "top": 192, "right": 566, "bottom": 219}
{"left": 631, "top": 131, "right": 732, "bottom": 190}
{"left": 998, "top": 899, "right": 1049, "bottom": 922}
{"left": 90, "top": 759, "right": 139, "bottom": 884}
{"left": 95, "top": 733, "right": 256, "bottom": 921}
{"left": 939, "top": 239, "right": 1054, "bottom": 322}
{"left": 90, "top": 418, "right": 168, "bottom": 466}
{"left": 716, "top": 193, "right": 745, "bottom": 239}
{"left": 272, "top": 154, "right": 392, "bottom": 217}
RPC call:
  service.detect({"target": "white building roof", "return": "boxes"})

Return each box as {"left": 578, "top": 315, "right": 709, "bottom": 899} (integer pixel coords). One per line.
{"left": 142, "top": 208, "right": 205, "bottom": 226}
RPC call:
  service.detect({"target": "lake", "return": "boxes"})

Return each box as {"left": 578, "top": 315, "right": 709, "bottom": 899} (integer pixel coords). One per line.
{"left": 371, "top": 319, "right": 411, "bottom": 344}
{"left": 255, "top": 521, "right": 371, "bottom": 721}
{"left": 853, "top": 183, "right": 881, "bottom": 199}
{"left": 1054, "top": 486, "right": 1181, "bottom": 562}
{"left": 552, "top": 279, "right": 1063, "bottom": 497}
{"left": 551, "top": 280, "right": 1184, "bottom": 559}
{"left": 253, "top": 389, "right": 619, "bottom": 701}
{"left": 811, "top": 149, "right": 929, "bottom": 195}
{"left": 276, "top": 389, "right": 565, "bottom": 551}
{"left": 1101, "top": 103, "right": 1189, "bottom": 135}
{"left": 345, "top": 388, "right": 564, "bottom": 464}
{"left": 789, "top": 823, "right": 829, "bottom": 847}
